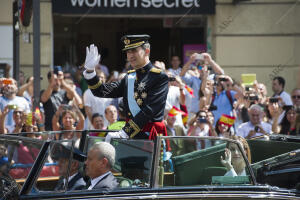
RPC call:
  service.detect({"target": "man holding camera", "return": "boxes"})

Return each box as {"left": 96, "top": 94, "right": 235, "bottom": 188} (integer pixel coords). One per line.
{"left": 83, "top": 35, "right": 169, "bottom": 141}
{"left": 41, "top": 66, "right": 82, "bottom": 131}
{"left": 236, "top": 104, "right": 271, "bottom": 139}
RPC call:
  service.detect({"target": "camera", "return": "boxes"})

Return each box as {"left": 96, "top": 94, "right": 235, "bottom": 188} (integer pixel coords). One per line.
{"left": 219, "top": 78, "right": 228, "bottom": 82}
{"left": 8, "top": 105, "right": 17, "bottom": 110}
{"left": 168, "top": 77, "right": 176, "bottom": 82}
{"left": 208, "top": 105, "right": 218, "bottom": 111}
{"left": 63, "top": 104, "right": 72, "bottom": 110}
{"left": 245, "top": 86, "right": 250, "bottom": 91}
{"left": 269, "top": 97, "right": 279, "bottom": 103}
{"left": 195, "top": 53, "right": 204, "bottom": 61}
{"left": 254, "top": 126, "right": 260, "bottom": 132}
{"left": 198, "top": 117, "right": 207, "bottom": 124}
{"left": 249, "top": 95, "right": 259, "bottom": 101}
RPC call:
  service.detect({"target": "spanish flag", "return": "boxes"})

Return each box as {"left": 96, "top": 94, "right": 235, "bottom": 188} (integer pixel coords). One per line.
{"left": 184, "top": 85, "right": 194, "bottom": 97}
{"left": 180, "top": 104, "right": 188, "bottom": 127}
{"left": 219, "top": 114, "right": 236, "bottom": 127}
{"left": 168, "top": 106, "right": 187, "bottom": 117}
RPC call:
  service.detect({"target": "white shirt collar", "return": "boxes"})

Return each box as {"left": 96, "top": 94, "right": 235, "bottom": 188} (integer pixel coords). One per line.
{"left": 88, "top": 171, "right": 111, "bottom": 190}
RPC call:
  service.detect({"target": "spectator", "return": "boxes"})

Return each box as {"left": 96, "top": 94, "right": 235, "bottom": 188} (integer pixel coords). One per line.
{"left": 272, "top": 76, "right": 292, "bottom": 106}
{"left": 236, "top": 104, "right": 271, "bottom": 139}
{"left": 85, "top": 142, "right": 118, "bottom": 191}
{"left": 274, "top": 106, "right": 300, "bottom": 135}
{"left": 188, "top": 110, "right": 216, "bottom": 149}
{"left": 105, "top": 105, "right": 118, "bottom": 128}
{"left": 215, "top": 114, "right": 235, "bottom": 138}
{"left": 168, "top": 56, "right": 182, "bottom": 76}
{"left": 90, "top": 113, "right": 106, "bottom": 137}
{"left": 211, "top": 75, "right": 243, "bottom": 125}
{"left": 83, "top": 69, "right": 112, "bottom": 130}
{"left": 52, "top": 105, "right": 85, "bottom": 140}
{"left": 0, "top": 78, "right": 30, "bottom": 132}
{"left": 165, "top": 74, "right": 186, "bottom": 128}
{"left": 17, "top": 76, "right": 34, "bottom": 107}
{"left": 180, "top": 53, "right": 224, "bottom": 115}
{"left": 107, "top": 102, "right": 126, "bottom": 131}
{"left": 165, "top": 111, "right": 192, "bottom": 156}
{"left": 41, "top": 67, "right": 82, "bottom": 131}
{"left": 291, "top": 88, "right": 300, "bottom": 113}
{"left": 96, "top": 63, "right": 109, "bottom": 78}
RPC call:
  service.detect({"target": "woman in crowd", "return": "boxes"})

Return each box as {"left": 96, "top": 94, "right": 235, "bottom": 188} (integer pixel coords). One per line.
{"left": 221, "top": 135, "right": 251, "bottom": 176}
{"left": 278, "top": 106, "right": 300, "bottom": 135}
{"left": 52, "top": 104, "right": 85, "bottom": 140}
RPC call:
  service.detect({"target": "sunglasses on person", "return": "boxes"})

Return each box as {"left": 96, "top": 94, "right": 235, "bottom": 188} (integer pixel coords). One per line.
{"left": 13, "top": 111, "right": 23, "bottom": 114}
{"left": 292, "top": 95, "right": 300, "bottom": 99}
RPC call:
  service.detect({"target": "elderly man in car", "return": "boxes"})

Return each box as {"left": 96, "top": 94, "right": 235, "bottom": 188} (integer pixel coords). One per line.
{"left": 85, "top": 142, "right": 118, "bottom": 191}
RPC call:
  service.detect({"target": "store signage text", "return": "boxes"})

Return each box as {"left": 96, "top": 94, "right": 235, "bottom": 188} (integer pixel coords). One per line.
{"left": 53, "top": 0, "right": 215, "bottom": 15}
{"left": 71, "top": 0, "right": 200, "bottom": 8}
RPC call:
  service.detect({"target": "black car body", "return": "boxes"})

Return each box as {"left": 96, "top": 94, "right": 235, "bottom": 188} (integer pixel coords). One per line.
{"left": 1, "top": 131, "right": 300, "bottom": 200}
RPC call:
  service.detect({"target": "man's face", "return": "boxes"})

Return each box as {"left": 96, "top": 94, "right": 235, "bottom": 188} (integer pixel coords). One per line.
{"left": 92, "top": 116, "right": 104, "bottom": 129}
{"left": 105, "top": 106, "right": 118, "bottom": 124}
{"left": 249, "top": 109, "right": 262, "bottom": 125}
{"left": 126, "top": 47, "right": 148, "bottom": 69}
{"left": 166, "top": 115, "right": 176, "bottom": 127}
{"left": 171, "top": 56, "right": 181, "bottom": 69}
{"left": 85, "top": 148, "right": 103, "bottom": 179}
{"left": 272, "top": 79, "right": 282, "bottom": 94}
{"left": 3, "top": 81, "right": 17, "bottom": 98}
{"left": 50, "top": 74, "right": 61, "bottom": 91}
{"left": 292, "top": 89, "right": 300, "bottom": 106}
{"left": 13, "top": 109, "right": 24, "bottom": 124}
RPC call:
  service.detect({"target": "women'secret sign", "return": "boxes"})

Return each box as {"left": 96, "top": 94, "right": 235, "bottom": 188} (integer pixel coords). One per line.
{"left": 53, "top": 0, "right": 215, "bottom": 15}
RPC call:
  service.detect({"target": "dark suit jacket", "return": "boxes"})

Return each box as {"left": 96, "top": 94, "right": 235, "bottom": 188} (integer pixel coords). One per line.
{"left": 68, "top": 173, "right": 86, "bottom": 190}
{"left": 55, "top": 173, "right": 86, "bottom": 191}
{"left": 92, "top": 172, "right": 118, "bottom": 191}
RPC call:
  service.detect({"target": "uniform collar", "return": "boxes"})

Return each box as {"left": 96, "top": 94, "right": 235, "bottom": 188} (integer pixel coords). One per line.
{"left": 136, "top": 62, "right": 151, "bottom": 75}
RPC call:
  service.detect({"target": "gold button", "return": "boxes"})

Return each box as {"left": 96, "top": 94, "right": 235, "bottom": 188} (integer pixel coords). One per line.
{"left": 128, "top": 112, "right": 131, "bottom": 116}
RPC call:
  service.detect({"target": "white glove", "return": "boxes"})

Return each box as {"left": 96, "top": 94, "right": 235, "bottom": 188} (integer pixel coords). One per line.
{"left": 84, "top": 44, "right": 101, "bottom": 71}
{"left": 105, "top": 130, "right": 128, "bottom": 143}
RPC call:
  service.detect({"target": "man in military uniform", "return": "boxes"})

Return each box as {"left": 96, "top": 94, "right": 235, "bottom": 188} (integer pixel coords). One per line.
{"left": 83, "top": 35, "right": 169, "bottom": 141}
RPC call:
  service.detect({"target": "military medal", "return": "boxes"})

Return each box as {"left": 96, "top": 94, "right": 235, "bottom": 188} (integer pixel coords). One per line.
{"left": 141, "top": 92, "right": 147, "bottom": 99}
{"left": 138, "top": 82, "right": 146, "bottom": 91}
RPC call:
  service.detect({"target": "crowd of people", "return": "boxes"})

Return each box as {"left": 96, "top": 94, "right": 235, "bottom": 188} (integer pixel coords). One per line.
{"left": 0, "top": 53, "right": 299, "bottom": 141}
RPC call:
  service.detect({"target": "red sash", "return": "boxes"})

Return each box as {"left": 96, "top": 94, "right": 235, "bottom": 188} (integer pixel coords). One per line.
{"left": 141, "top": 121, "right": 168, "bottom": 140}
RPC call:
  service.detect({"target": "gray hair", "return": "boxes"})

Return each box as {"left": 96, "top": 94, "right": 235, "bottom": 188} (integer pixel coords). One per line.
{"left": 249, "top": 104, "right": 263, "bottom": 113}
{"left": 90, "top": 142, "right": 115, "bottom": 168}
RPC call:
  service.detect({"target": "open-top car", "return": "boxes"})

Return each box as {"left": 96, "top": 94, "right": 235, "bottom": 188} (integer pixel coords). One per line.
{"left": 1, "top": 130, "right": 300, "bottom": 199}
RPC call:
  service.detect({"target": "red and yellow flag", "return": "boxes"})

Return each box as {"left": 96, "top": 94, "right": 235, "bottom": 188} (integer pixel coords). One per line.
{"left": 184, "top": 85, "right": 194, "bottom": 97}
{"left": 219, "top": 114, "right": 235, "bottom": 127}
{"left": 168, "top": 106, "right": 187, "bottom": 117}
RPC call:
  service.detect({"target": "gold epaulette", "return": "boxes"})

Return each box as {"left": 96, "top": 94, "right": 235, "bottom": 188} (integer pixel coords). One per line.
{"left": 150, "top": 68, "right": 162, "bottom": 73}
{"left": 127, "top": 69, "right": 136, "bottom": 74}
{"left": 88, "top": 80, "right": 102, "bottom": 90}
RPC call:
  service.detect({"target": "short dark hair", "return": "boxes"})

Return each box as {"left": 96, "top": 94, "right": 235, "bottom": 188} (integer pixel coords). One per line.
{"left": 273, "top": 76, "right": 285, "bottom": 88}
{"left": 92, "top": 113, "right": 103, "bottom": 123}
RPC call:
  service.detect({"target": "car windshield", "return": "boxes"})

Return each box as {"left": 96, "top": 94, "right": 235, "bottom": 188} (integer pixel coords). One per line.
{"left": 86, "top": 136, "right": 154, "bottom": 188}
{"left": 0, "top": 135, "right": 44, "bottom": 182}
{"left": 156, "top": 137, "right": 254, "bottom": 187}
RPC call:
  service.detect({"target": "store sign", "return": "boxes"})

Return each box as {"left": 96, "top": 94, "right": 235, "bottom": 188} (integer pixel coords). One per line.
{"left": 52, "top": 0, "right": 215, "bottom": 15}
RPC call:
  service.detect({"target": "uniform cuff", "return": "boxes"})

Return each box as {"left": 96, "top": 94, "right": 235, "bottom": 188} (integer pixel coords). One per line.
{"left": 83, "top": 70, "right": 96, "bottom": 80}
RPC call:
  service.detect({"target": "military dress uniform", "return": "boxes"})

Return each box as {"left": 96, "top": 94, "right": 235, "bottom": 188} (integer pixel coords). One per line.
{"left": 85, "top": 35, "right": 169, "bottom": 140}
